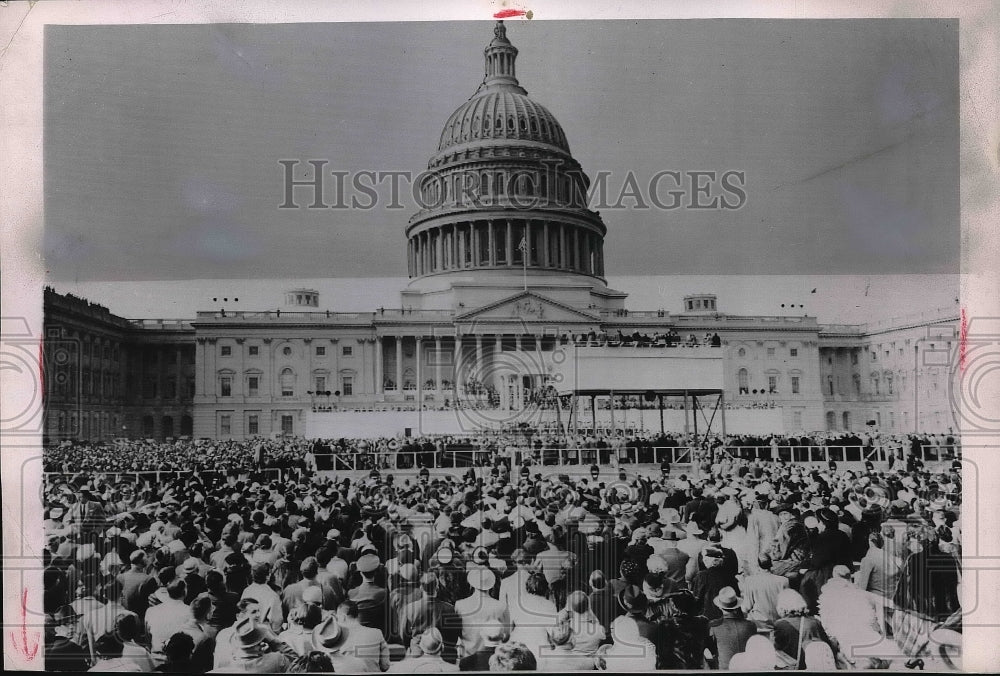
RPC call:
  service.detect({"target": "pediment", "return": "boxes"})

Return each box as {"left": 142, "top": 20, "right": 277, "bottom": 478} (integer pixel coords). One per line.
{"left": 455, "top": 291, "right": 600, "bottom": 323}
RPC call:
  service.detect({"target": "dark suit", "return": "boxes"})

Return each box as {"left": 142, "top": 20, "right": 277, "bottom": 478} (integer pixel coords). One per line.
{"left": 348, "top": 580, "right": 388, "bottom": 635}
{"left": 459, "top": 647, "right": 496, "bottom": 671}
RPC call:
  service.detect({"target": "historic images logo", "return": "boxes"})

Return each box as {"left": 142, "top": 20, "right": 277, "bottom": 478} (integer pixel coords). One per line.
{"left": 277, "top": 160, "right": 747, "bottom": 212}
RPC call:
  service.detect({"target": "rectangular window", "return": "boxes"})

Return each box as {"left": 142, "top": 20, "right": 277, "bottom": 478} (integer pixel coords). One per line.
{"left": 281, "top": 415, "right": 293, "bottom": 435}
{"left": 219, "top": 414, "right": 231, "bottom": 436}
{"left": 342, "top": 376, "right": 353, "bottom": 396}
{"left": 768, "top": 375, "right": 778, "bottom": 393}
{"left": 766, "top": 347, "right": 775, "bottom": 358}
{"left": 791, "top": 376, "right": 800, "bottom": 394}
{"left": 790, "top": 348, "right": 798, "bottom": 357}
{"left": 793, "top": 410, "right": 803, "bottom": 428}
{"left": 342, "top": 345, "right": 353, "bottom": 357}
{"left": 315, "top": 345, "right": 326, "bottom": 356}
{"left": 221, "top": 345, "right": 232, "bottom": 357}
{"left": 220, "top": 376, "right": 232, "bottom": 397}
{"left": 315, "top": 376, "right": 326, "bottom": 392}
{"left": 851, "top": 352, "right": 859, "bottom": 365}
{"left": 247, "top": 414, "right": 259, "bottom": 435}
{"left": 248, "top": 376, "right": 259, "bottom": 397}
{"left": 249, "top": 345, "right": 259, "bottom": 356}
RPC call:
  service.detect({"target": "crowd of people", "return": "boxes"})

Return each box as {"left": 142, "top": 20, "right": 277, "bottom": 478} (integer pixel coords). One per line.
{"left": 41, "top": 431, "right": 962, "bottom": 672}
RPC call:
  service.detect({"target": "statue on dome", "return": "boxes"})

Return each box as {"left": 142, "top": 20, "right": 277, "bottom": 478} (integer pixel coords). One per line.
{"left": 494, "top": 21, "right": 507, "bottom": 40}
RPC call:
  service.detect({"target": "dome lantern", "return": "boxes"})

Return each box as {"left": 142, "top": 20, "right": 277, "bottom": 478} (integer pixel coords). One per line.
{"left": 484, "top": 21, "right": 521, "bottom": 91}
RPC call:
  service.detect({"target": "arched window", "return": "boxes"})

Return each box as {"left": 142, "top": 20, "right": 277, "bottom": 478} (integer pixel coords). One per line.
{"left": 737, "top": 347, "right": 746, "bottom": 358}
{"left": 280, "top": 368, "right": 295, "bottom": 397}
{"left": 886, "top": 373, "right": 894, "bottom": 395}
{"left": 142, "top": 415, "right": 155, "bottom": 437}
{"left": 737, "top": 368, "right": 749, "bottom": 394}
{"left": 826, "top": 411, "right": 836, "bottom": 431}
{"left": 842, "top": 411, "right": 851, "bottom": 430}
{"left": 853, "top": 373, "right": 862, "bottom": 395}
{"left": 827, "top": 376, "right": 834, "bottom": 396}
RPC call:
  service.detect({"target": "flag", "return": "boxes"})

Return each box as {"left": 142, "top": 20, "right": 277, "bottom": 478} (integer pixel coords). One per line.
{"left": 517, "top": 237, "right": 527, "bottom": 253}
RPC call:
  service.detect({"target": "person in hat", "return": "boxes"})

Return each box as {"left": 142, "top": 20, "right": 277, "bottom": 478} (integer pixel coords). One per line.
{"left": 387, "top": 627, "right": 458, "bottom": 673}
{"left": 595, "top": 614, "right": 657, "bottom": 673}
{"left": 662, "top": 589, "right": 711, "bottom": 669}
{"left": 690, "top": 544, "right": 740, "bottom": 623}
{"left": 707, "top": 586, "right": 756, "bottom": 670}
{"left": 399, "top": 572, "right": 461, "bottom": 659}
{"left": 45, "top": 605, "right": 89, "bottom": 672}
{"left": 728, "top": 633, "right": 781, "bottom": 671}
{"left": 745, "top": 496, "right": 779, "bottom": 575}
{"left": 348, "top": 553, "right": 389, "bottom": 636}
{"left": 534, "top": 622, "right": 595, "bottom": 672}
{"left": 767, "top": 505, "right": 810, "bottom": 581}
{"left": 311, "top": 600, "right": 389, "bottom": 673}
{"left": 611, "top": 585, "right": 663, "bottom": 658}
{"left": 458, "top": 625, "right": 507, "bottom": 672}
{"left": 798, "top": 507, "right": 851, "bottom": 614}
{"left": 772, "top": 588, "right": 835, "bottom": 670}
{"left": 214, "top": 616, "right": 291, "bottom": 673}
{"left": 677, "top": 519, "right": 709, "bottom": 581}
{"left": 455, "top": 567, "right": 509, "bottom": 657}
{"left": 277, "top": 601, "right": 322, "bottom": 658}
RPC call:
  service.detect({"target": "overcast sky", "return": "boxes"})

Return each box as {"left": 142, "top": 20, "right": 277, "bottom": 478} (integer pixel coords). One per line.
{"left": 44, "top": 19, "right": 958, "bottom": 282}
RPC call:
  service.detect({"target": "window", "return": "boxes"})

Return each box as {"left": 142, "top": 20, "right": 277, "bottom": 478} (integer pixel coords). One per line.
{"left": 737, "top": 368, "right": 749, "bottom": 394}
{"left": 766, "top": 347, "right": 776, "bottom": 358}
{"left": 768, "top": 375, "right": 778, "bottom": 394}
{"left": 887, "top": 374, "right": 894, "bottom": 395}
{"left": 281, "top": 415, "right": 293, "bottom": 435}
{"left": 342, "top": 376, "right": 354, "bottom": 396}
{"left": 248, "top": 376, "right": 259, "bottom": 397}
{"left": 876, "top": 412, "right": 882, "bottom": 427}
{"left": 851, "top": 352, "right": 859, "bottom": 366}
{"left": 220, "top": 376, "right": 232, "bottom": 397}
{"left": 280, "top": 368, "right": 294, "bottom": 397}
{"left": 283, "top": 346, "right": 292, "bottom": 356}
{"left": 853, "top": 374, "right": 862, "bottom": 395}
{"left": 315, "top": 376, "right": 326, "bottom": 392}
{"left": 221, "top": 345, "right": 232, "bottom": 357}
{"left": 889, "top": 412, "right": 895, "bottom": 429}
{"left": 219, "top": 414, "right": 231, "bottom": 436}
{"left": 790, "top": 348, "right": 798, "bottom": 357}
{"left": 249, "top": 345, "right": 259, "bottom": 357}
{"left": 316, "top": 345, "right": 326, "bottom": 356}
{"left": 827, "top": 376, "right": 834, "bottom": 396}
{"left": 342, "top": 345, "right": 353, "bottom": 357}
{"left": 791, "top": 376, "right": 800, "bottom": 394}
{"left": 248, "top": 415, "right": 259, "bottom": 435}
{"left": 793, "top": 410, "right": 803, "bottom": 428}
{"left": 842, "top": 411, "right": 851, "bottom": 430}
{"left": 737, "top": 348, "right": 746, "bottom": 358}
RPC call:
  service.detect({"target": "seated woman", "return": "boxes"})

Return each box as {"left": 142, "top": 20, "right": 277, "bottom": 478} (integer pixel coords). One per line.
{"left": 772, "top": 589, "right": 836, "bottom": 669}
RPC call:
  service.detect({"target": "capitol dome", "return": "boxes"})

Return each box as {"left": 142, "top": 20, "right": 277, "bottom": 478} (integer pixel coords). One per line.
{"left": 402, "top": 21, "right": 626, "bottom": 313}
{"left": 437, "top": 89, "right": 571, "bottom": 155}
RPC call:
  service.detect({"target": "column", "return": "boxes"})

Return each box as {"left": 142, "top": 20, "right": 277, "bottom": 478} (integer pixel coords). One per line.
{"left": 454, "top": 333, "right": 463, "bottom": 394}
{"left": 543, "top": 221, "right": 550, "bottom": 268}
{"left": 435, "top": 337, "right": 442, "bottom": 394}
{"left": 488, "top": 221, "right": 496, "bottom": 266}
{"left": 523, "top": 219, "right": 531, "bottom": 265}
{"left": 175, "top": 348, "right": 182, "bottom": 402}
{"left": 494, "top": 335, "right": 502, "bottom": 394}
{"left": 415, "top": 337, "right": 423, "bottom": 402}
{"left": 505, "top": 218, "right": 513, "bottom": 266}
{"left": 435, "top": 228, "right": 443, "bottom": 271}
{"left": 559, "top": 224, "right": 567, "bottom": 268}
{"left": 375, "top": 336, "right": 384, "bottom": 395}
{"left": 476, "top": 336, "right": 484, "bottom": 376}
{"left": 156, "top": 348, "right": 164, "bottom": 403}
{"left": 396, "top": 336, "right": 403, "bottom": 392}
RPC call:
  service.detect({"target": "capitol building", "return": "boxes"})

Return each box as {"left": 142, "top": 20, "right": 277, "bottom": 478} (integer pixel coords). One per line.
{"left": 42, "top": 22, "right": 959, "bottom": 443}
